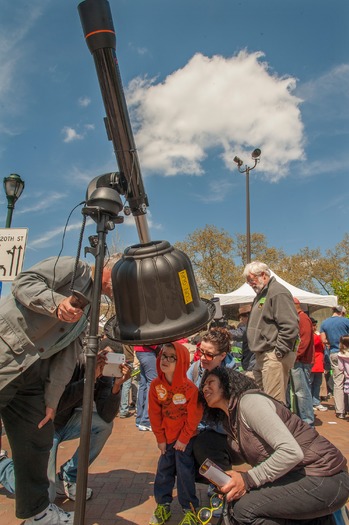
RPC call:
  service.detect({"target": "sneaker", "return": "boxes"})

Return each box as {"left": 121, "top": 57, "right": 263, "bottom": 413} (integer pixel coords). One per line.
{"left": 313, "top": 404, "right": 328, "bottom": 412}
{"left": 179, "top": 509, "right": 200, "bottom": 525}
{"left": 55, "top": 475, "right": 93, "bottom": 501}
{"left": 24, "top": 503, "right": 74, "bottom": 524}
{"left": 120, "top": 411, "right": 133, "bottom": 418}
{"left": 0, "top": 449, "right": 8, "bottom": 461}
{"left": 138, "top": 424, "right": 152, "bottom": 431}
{"left": 336, "top": 413, "right": 346, "bottom": 420}
{"left": 149, "top": 503, "right": 171, "bottom": 525}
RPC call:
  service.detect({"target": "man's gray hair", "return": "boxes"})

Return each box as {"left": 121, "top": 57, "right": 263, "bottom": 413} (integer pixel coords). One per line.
{"left": 243, "top": 261, "right": 271, "bottom": 278}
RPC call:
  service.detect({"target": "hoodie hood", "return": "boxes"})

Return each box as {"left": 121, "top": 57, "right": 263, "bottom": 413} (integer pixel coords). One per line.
{"left": 223, "top": 352, "right": 238, "bottom": 369}
{"left": 156, "top": 342, "right": 190, "bottom": 387}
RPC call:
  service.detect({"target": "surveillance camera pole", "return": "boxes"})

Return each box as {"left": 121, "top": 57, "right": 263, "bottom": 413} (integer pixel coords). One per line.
{"left": 233, "top": 149, "right": 261, "bottom": 264}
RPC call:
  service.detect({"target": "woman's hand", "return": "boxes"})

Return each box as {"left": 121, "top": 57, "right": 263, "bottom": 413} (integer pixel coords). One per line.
{"left": 221, "top": 471, "right": 246, "bottom": 502}
{"left": 174, "top": 440, "right": 187, "bottom": 452}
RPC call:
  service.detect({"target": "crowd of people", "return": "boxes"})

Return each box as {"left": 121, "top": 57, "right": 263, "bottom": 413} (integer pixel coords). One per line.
{"left": 0, "top": 257, "right": 348, "bottom": 525}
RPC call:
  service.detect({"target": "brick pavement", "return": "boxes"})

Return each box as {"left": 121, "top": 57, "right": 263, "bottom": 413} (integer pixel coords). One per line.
{"left": 0, "top": 398, "right": 348, "bottom": 525}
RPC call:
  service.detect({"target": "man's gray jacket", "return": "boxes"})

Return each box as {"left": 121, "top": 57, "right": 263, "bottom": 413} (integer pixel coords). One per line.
{"left": 247, "top": 276, "right": 299, "bottom": 358}
{"left": 0, "top": 256, "right": 93, "bottom": 408}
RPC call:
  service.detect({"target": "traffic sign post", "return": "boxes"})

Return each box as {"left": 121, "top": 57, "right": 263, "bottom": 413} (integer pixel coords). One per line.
{"left": 0, "top": 228, "right": 28, "bottom": 281}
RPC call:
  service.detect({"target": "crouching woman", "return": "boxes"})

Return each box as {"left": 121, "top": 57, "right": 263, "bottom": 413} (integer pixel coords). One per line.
{"left": 200, "top": 367, "right": 349, "bottom": 525}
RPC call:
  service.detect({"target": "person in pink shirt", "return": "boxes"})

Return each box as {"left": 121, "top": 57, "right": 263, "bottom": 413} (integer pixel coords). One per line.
{"left": 310, "top": 318, "right": 327, "bottom": 411}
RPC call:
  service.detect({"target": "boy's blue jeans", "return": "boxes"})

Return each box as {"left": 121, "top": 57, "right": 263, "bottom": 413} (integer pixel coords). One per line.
{"left": 154, "top": 437, "right": 199, "bottom": 510}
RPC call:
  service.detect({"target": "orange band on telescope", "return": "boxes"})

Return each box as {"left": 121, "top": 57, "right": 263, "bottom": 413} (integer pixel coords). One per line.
{"left": 85, "top": 29, "right": 115, "bottom": 39}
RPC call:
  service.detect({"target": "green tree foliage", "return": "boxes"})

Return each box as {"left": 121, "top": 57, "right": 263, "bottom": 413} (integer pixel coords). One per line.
{"left": 236, "top": 233, "right": 286, "bottom": 268}
{"left": 174, "top": 225, "right": 241, "bottom": 296}
{"left": 175, "top": 225, "right": 349, "bottom": 300}
{"left": 331, "top": 280, "right": 349, "bottom": 313}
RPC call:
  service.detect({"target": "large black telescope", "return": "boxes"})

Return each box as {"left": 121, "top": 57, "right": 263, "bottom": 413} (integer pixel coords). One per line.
{"left": 74, "top": 2, "right": 214, "bottom": 523}
{"left": 78, "top": 0, "right": 150, "bottom": 243}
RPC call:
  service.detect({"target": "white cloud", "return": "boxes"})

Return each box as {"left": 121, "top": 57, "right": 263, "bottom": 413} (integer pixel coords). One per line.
{"left": 78, "top": 97, "right": 91, "bottom": 107}
{"left": 136, "top": 47, "right": 148, "bottom": 56}
{"left": 17, "top": 191, "right": 67, "bottom": 214}
{"left": 126, "top": 50, "right": 305, "bottom": 182}
{"left": 29, "top": 219, "right": 92, "bottom": 248}
{"left": 297, "top": 63, "right": 349, "bottom": 122}
{"left": 197, "top": 179, "right": 236, "bottom": 203}
{"left": 62, "top": 127, "right": 84, "bottom": 143}
{"left": 0, "top": 1, "right": 48, "bottom": 112}
{"left": 128, "top": 42, "right": 149, "bottom": 57}
{"left": 123, "top": 210, "right": 162, "bottom": 231}
{"left": 68, "top": 163, "right": 118, "bottom": 185}
{"left": 298, "top": 64, "right": 349, "bottom": 105}
{"left": 61, "top": 124, "right": 94, "bottom": 143}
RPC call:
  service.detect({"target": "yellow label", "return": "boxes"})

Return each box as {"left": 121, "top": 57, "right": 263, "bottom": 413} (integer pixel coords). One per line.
{"left": 178, "top": 269, "right": 193, "bottom": 305}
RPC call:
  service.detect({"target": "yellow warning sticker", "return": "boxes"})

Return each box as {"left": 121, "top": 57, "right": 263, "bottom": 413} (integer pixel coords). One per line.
{"left": 178, "top": 269, "right": 193, "bottom": 305}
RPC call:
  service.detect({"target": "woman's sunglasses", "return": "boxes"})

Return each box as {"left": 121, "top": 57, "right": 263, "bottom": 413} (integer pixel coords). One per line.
{"left": 196, "top": 495, "right": 223, "bottom": 525}
{"left": 199, "top": 348, "right": 221, "bottom": 362}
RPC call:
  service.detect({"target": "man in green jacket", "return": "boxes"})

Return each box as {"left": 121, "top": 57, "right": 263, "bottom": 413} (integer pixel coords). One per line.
{"left": 243, "top": 261, "right": 299, "bottom": 404}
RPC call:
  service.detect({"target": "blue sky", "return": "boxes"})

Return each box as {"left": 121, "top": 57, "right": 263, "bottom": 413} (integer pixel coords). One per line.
{"left": 0, "top": 0, "right": 348, "bottom": 296}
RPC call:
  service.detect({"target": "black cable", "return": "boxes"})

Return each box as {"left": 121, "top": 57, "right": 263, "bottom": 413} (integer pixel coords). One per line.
{"left": 51, "top": 201, "right": 86, "bottom": 308}
{"left": 70, "top": 212, "right": 87, "bottom": 293}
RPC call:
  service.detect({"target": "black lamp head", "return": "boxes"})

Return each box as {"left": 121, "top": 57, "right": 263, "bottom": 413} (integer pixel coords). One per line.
{"left": 251, "top": 148, "right": 261, "bottom": 159}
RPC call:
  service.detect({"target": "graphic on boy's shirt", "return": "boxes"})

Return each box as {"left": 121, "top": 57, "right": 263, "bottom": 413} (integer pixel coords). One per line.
{"left": 155, "top": 384, "right": 168, "bottom": 401}
{"left": 172, "top": 393, "right": 187, "bottom": 405}
{"left": 154, "top": 383, "right": 192, "bottom": 421}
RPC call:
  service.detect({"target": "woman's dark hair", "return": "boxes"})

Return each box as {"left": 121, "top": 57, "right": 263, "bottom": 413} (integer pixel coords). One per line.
{"left": 199, "top": 367, "right": 258, "bottom": 424}
{"left": 201, "top": 327, "right": 231, "bottom": 354}
{"left": 339, "top": 335, "right": 349, "bottom": 351}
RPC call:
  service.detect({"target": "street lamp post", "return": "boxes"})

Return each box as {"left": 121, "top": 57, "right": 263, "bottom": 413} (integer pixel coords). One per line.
{"left": 1, "top": 174, "right": 25, "bottom": 298}
{"left": 3, "top": 173, "right": 25, "bottom": 228}
{"left": 233, "top": 148, "right": 261, "bottom": 264}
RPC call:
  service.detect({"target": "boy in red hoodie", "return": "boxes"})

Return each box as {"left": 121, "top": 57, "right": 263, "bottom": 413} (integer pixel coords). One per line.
{"left": 148, "top": 342, "right": 203, "bottom": 525}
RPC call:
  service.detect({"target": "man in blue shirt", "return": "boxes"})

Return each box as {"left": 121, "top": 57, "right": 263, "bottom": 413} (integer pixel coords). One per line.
{"left": 320, "top": 305, "right": 349, "bottom": 419}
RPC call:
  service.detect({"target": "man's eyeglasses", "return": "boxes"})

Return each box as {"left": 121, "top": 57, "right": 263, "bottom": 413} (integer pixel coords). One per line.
{"left": 199, "top": 348, "right": 221, "bottom": 361}
{"left": 196, "top": 495, "right": 223, "bottom": 525}
{"left": 160, "top": 354, "right": 177, "bottom": 363}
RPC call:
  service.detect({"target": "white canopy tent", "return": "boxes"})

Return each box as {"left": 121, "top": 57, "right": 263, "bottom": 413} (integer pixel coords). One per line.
{"left": 214, "top": 271, "right": 337, "bottom": 313}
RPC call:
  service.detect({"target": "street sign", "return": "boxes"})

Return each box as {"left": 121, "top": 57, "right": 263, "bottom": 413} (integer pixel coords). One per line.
{"left": 0, "top": 228, "right": 28, "bottom": 281}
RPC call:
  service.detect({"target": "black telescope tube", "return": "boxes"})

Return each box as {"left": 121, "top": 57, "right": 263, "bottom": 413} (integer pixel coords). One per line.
{"left": 78, "top": 0, "right": 150, "bottom": 244}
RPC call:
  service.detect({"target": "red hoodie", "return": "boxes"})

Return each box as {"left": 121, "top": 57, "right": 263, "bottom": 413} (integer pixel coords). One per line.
{"left": 148, "top": 342, "right": 203, "bottom": 445}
